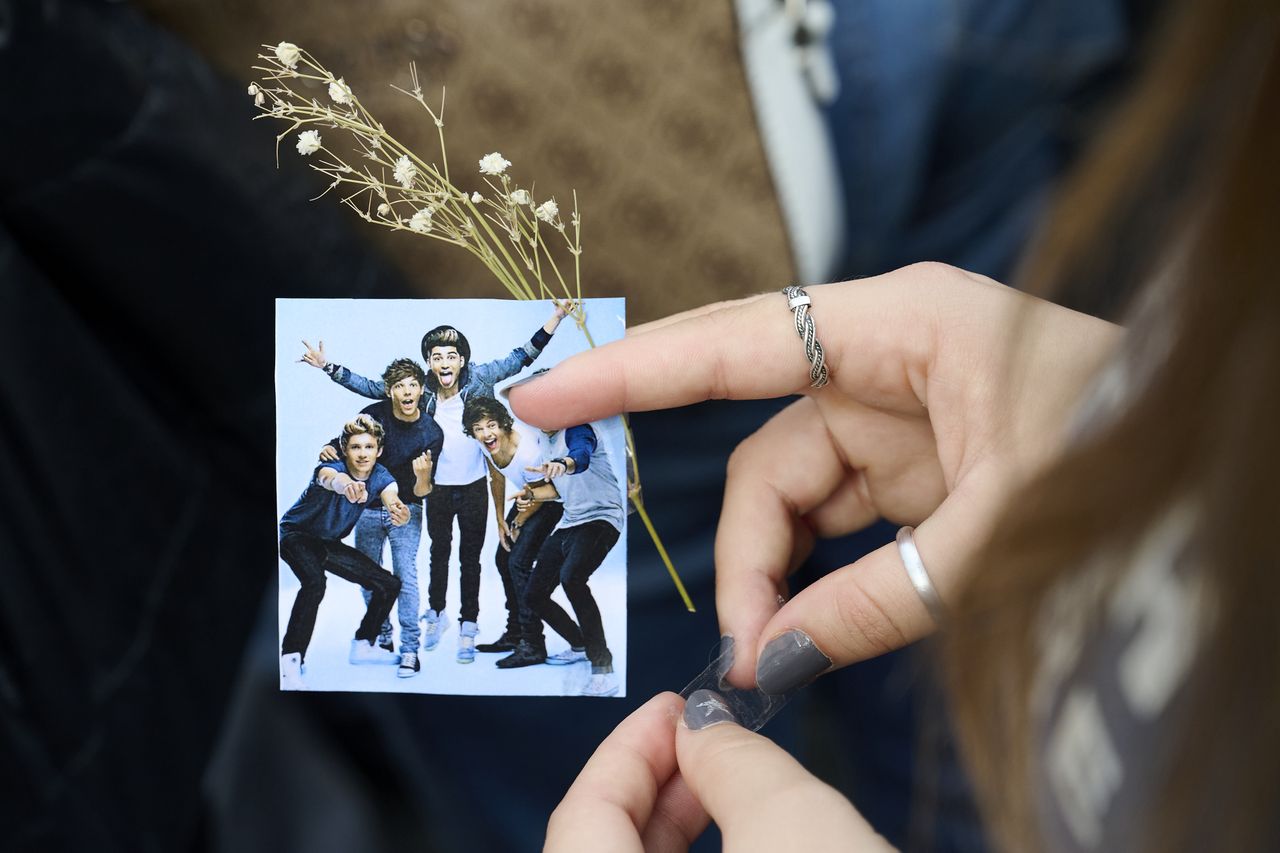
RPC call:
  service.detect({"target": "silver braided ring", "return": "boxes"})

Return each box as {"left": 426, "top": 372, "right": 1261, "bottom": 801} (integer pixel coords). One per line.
{"left": 896, "top": 526, "right": 945, "bottom": 625}
{"left": 782, "top": 284, "right": 829, "bottom": 388}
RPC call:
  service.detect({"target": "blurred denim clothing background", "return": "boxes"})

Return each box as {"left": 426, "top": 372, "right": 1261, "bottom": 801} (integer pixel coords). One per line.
{"left": 0, "top": 1, "right": 1144, "bottom": 850}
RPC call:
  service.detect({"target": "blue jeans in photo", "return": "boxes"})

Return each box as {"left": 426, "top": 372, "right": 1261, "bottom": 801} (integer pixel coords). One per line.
{"left": 354, "top": 502, "right": 423, "bottom": 652}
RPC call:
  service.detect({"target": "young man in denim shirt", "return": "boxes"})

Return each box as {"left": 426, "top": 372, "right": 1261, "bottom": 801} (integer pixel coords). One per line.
{"left": 279, "top": 415, "right": 410, "bottom": 689}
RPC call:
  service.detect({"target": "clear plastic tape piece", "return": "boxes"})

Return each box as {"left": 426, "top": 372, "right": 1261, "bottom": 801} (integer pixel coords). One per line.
{"left": 678, "top": 637, "right": 795, "bottom": 732}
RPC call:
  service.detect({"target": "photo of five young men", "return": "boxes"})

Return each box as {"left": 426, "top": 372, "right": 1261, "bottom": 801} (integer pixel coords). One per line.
{"left": 275, "top": 298, "right": 628, "bottom": 697}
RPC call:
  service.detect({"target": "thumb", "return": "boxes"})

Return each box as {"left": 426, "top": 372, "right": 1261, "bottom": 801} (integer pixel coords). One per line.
{"left": 676, "top": 690, "right": 892, "bottom": 851}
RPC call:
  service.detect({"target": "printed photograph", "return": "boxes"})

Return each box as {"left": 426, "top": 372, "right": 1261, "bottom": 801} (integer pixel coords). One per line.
{"left": 275, "top": 297, "right": 627, "bottom": 697}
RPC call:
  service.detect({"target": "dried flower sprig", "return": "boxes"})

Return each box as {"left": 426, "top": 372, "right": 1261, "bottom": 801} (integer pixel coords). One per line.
{"left": 252, "top": 42, "right": 692, "bottom": 611}
{"left": 251, "top": 44, "right": 581, "bottom": 309}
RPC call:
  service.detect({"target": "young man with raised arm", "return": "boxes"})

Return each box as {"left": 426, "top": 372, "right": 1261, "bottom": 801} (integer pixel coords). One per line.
{"left": 278, "top": 414, "right": 409, "bottom": 690}
{"left": 316, "top": 358, "right": 442, "bottom": 678}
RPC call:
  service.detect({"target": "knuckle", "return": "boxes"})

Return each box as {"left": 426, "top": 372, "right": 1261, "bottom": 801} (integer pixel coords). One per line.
{"left": 830, "top": 580, "right": 910, "bottom": 660}
{"left": 900, "top": 260, "right": 960, "bottom": 282}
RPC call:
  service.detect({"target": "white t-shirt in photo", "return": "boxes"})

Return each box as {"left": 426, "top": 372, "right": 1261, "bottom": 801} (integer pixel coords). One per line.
{"left": 432, "top": 392, "right": 486, "bottom": 485}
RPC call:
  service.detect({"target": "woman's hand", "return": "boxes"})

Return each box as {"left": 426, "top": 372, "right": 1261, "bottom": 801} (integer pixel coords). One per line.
{"left": 511, "top": 265, "right": 1120, "bottom": 689}
{"left": 545, "top": 691, "right": 892, "bottom": 851}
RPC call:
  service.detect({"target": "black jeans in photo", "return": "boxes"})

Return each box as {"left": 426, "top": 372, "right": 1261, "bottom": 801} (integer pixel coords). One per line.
{"left": 279, "top": 531, "right": 402, "bottom": 659}
{"left": 425, "top": 477, "right": 489, "bottom": 623}
{"left": 525, "top": 520, "right": 620, "bottom": 670}
{"left": 494, "top": 501, "right": 564, "bottom": 646}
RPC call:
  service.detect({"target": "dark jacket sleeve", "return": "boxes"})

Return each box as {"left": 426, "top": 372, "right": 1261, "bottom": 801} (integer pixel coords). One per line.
{"left": 563, "top": 424, "right": 598, "bottom": 473}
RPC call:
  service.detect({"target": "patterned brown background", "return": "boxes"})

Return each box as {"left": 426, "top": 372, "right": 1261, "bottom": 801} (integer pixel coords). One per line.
{"left": 139, "top": 0, "right": 797, "bottom": 323}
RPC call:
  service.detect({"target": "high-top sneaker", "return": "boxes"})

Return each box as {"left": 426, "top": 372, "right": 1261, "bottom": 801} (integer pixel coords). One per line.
{"left": 495, "top": 639, "right": 548, "bottom": 669}
{"left": 456, "top": 621, "right": 479, "bottom": 664}
{"left": 581, "top": 670, "right": 620, "bottom": 697}
{"left": 397, "top": 650, "right": 420, "bottom": 678}
{"left": 421, "top": 609, "right": 451, "bottom": 651}
{"left": 546, "top": 647, "right": 588, "bottom": 666}
{"left": 349, "top": 638, "right": 401, "bottom": 665}
{"left": 280, "top": 652, "right": 307, "bottom": 690}
{"left": 475, "top": 630, "right": 519, "bottom": 653}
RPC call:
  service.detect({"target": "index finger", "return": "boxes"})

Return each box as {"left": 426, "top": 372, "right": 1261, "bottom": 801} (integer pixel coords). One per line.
{"left": 510, "top": 273, "right": 946, "bottom": 430}
{"left": 510, "top": 292, "right": 803, "bottom": 428}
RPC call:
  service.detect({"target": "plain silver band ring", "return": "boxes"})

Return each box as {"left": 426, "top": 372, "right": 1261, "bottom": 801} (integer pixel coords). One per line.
{"left": 896, "top": 526, "right": 945, "bottom": 625}
{"left": 782, "top": 285, "right": 829, "bottom": 388}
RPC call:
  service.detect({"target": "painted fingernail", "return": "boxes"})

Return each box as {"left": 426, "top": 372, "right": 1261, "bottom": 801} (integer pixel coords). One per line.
{"left": 715, "top": 634, "right": 735, "bottom": 685}
{"left": 684, "top": 689, "right": 738, "bottom": 730}
{"left": 755, "top": 629, "right": 832, "bottom": 694}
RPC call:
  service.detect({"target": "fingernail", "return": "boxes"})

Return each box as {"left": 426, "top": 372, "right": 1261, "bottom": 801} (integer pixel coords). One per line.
{"left": 755, "top": 629, "right": 831, "bottom": 695}
{"left": 504, "top": 367, "right": 553, "bottom": 391}
{"left": 715, "top": 634, "right": 735, "bottom": 685}
{"left": 683, "top": 689, "right": 738, "bottom": 730}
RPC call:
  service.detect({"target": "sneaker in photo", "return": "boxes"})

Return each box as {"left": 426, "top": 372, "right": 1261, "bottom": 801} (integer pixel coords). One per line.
{"left": 280, "top": 652, "right": 307, "bottom": 690}
{"left": 421, "top": 610, "right": 451, "bottom": 651}
{"left": 349, "top": 638, "right": 401, "bottom": 666}
{"left": 457, "top": 620, "right": 478, "bottom": 664}
{"left": 581, "top": 672, "right": 619, "bottom": 697}
{"left": 397, "top": 650, "right": 420, "bottom": 678}
{"left": 475, "top": 631, "right": 518, "bottom": 653}
{"left": 546, "top": 647, "right": 588, "bottom": 666}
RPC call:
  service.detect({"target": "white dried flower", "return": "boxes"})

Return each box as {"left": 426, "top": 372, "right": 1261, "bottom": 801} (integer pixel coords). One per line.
{"left": 328, "top": 77, "right": 353, "bottom": 105}
{"left": 409, "top": 208, "right": 435, "bottom": 233}
{"left": 393, "top": 155, "right": 416, "bottom": 189}
{"left": 274, "top": 42, "right": 301, "bottom": 70}
{"left": 478, "top": 152, "right": 511, "bottom": 176}
{"left": 470, "top": 191, "right": 483, "bottom": 203}
{"left": 254, "top": 91, "right": 265, "bottom": 108}
{"left": 247, "top": 83, "right": 260, "bottom": 96}
{"left": 295, "top": 129, "right": 321, "bottom": 155}
{"left": 509, "top": 189, "right": 531, "bottom": 206}
{"left": 377, "top": 203, "right": 392, "bottom": 217}
{"left": 535, "top": 199, "right": 559, "bottom": 223}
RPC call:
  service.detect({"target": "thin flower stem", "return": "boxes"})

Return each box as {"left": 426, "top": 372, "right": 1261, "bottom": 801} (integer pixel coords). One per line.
{"left": 632, "top": 491, "right": 696, "bottom": 613}
{"left": 436, "top": 87, "right": 449, "bottom": 185}
{"left": 572, "top": 190, "right": 583, "bottom": 304}
{"left": 537, "top": 238, "right": 574, "bottom": 302}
